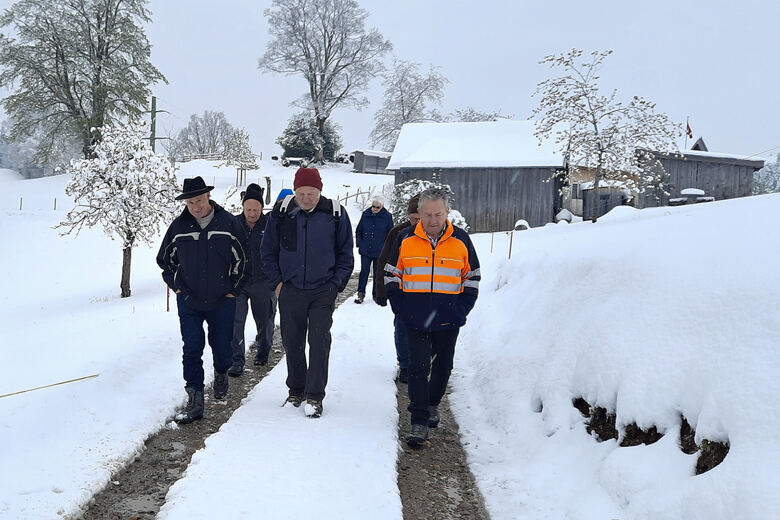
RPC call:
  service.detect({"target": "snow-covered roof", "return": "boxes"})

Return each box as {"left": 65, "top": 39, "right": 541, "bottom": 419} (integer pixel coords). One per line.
{"left": 353, "top": 149, "right": 393, "bottom": 158}
{"left": 681, "top": 149, "right": 765, "bottom": 163}
{"left": 580, "top": 179, "right": 630, "bottom": 190}
{"left": 387, "top": 120, "right": 564, "bottom": 170}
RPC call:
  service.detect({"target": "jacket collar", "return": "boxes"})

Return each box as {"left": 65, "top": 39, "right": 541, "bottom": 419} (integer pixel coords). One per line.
{"left": 179, "top": 200, "right": 223, "bottom": 224}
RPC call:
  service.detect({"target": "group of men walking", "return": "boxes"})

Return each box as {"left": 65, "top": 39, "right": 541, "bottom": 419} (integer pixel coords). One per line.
{"left": 156, "top": 167, "right": 479, "bottom": 448}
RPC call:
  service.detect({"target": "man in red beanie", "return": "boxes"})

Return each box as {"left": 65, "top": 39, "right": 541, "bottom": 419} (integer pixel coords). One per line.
{"left": 261, "top": 167, "right": 354, "bottom": 418}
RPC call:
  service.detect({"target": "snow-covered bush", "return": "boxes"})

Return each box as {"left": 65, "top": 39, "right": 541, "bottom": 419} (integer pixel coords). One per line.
{"left": 391, "top": 178, "right": 469, "bottom": 231}
{"left": 276, "top": 112, "right": 342, "bottom": 161}
{"left": 57, "top": 120, "right": 178, "bottom": 297}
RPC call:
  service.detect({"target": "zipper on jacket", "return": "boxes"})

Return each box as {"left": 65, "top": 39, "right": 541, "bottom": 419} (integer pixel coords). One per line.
{"left": 303, "top": 213, "right": 308, "bottom": 287}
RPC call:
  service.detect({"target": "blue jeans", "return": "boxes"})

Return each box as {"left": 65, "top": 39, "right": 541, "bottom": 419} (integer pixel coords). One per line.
{"left": 357, "top": 254, "right": 378, "bottom": 297}
{"left": 394, "top": 314, "right": 409, "bottom": 369}
{"left": 177, "top": 294, "right": 235, "bottom": 390}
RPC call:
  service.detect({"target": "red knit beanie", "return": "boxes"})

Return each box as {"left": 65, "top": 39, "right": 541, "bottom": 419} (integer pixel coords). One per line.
{"left": 293, "top": 167, "right": 323, "bottom": 191}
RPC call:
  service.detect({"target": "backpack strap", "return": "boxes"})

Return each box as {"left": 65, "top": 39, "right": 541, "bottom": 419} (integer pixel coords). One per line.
{"left": 331, "top": 198, "right": 341, "bottom": 218}
{"left": 279, "top": 194, "right": 295, "bottom": 214}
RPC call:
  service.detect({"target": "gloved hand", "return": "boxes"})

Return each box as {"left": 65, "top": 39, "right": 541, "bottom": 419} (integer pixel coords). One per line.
{"left": 375, "top": 296, "right": 388, "bottom": 307}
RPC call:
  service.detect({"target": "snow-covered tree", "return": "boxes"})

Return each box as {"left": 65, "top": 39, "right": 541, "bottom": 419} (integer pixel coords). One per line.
{"left": 391, "top": 177, "right": 469, "bottom": 231}
{"left": 532, "top": 49, "right": 680, "bottom": 222}
{"left": 754, "top": 154, "right": 780, "bottom": 195}
{"left": 259, "top": 0, "right": 391, "bottom": 163}
{"left": 370, "top": 59, "right": 448, "bottom": 151}
{"left": 223, "top": 129, "right": 258, "bottom": 170}
{"left": 0, "top": 0, "right": 166, "bottom": 161}
{"left": 57, "top": 120, "right": 178, "bottom": 298}
{"left": 449, "top": 107, "right": 512, "bottom": 122}
{"left": 170, "top": 111, "right": 234, "bottom": 159}
{"left": 276, "top": 112, "right": 342, "bottom": 161}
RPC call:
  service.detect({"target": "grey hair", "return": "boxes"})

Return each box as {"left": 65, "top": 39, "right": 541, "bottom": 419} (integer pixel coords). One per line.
{"left": 418, "top": 187, "right": 450, "bottom": 209}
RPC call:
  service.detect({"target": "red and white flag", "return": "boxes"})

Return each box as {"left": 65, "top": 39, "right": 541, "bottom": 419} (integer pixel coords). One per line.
{"left": 685, "top": 121, "right": 693, "bottom": 139}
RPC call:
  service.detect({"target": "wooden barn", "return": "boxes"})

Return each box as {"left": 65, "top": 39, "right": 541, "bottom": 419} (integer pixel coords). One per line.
{"left": 352, "top": 150, "right": 392, "bottom": 175}
{"left": 636, "top": 142, "right": 764, "bottom": 208}
{"left": 386, "top": 120, "right": 565, "bottom": 232}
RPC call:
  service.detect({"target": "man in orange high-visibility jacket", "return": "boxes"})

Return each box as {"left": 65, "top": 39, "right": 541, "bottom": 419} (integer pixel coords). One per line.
{"left": 384, "top": 188, "right": 480, "bottom": 447}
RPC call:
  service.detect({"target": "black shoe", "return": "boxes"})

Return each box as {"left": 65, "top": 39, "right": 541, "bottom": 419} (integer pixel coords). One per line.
{"left": 175, "top": 387, "right": 204, "bottom": 424}
{"left": 304, "top": 399, "right": 323, "bottom": 418}
{"left": 405, "top": 423, "right": 429, "bottom": 447}
{"left": 253, "top": 353, "right": 268, "bottom": 366}
{"left": 283, "top": 395, "right": 303, "bottom": 407}
{"left": 354, "top": 292, "right": 364, "bottom": 304}
{"left": 428, "top": 405, "right": 440, "bottom": 428}
{"left": 397, "top": 367, "right": 408, "bottom": 384}
{"left": 227, "top": 363, "right": 244, "bottom": 377}
{"left": 213, "top": 370, "right": 229, "bottom": 399}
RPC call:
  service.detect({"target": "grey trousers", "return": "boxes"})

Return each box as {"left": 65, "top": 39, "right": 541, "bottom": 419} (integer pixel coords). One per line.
{"left": 231, "top": 278, "right": 273, "bottom": 366}
{"left": 278, "top": 283, "right": 337, "bottom": 401}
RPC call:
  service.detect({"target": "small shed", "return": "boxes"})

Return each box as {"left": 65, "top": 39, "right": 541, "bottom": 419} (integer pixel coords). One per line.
{"left": 581, "top": 180, "right": 631, "bottom": 219}
{"left": 387, "top": 120, "right": 565, "bottom": 232}
{"left": 636, "top": 148, "right": 764, "bottom": 208}
{"left": 353, "top": 150, "right": 393, "bottom": 175}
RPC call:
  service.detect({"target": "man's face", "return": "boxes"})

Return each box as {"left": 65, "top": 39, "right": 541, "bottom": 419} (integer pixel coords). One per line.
{"left": 243, "top": 199, "right": 263, "bottom": 226}
{"left": 419, "top": 198, "right": 448, "bottom": 237}
{"left": 370, "top": 201, "right": 382, "bottom": 214}
{"left": 408, "top": 212, "right": 420, "bottom": 227}
{"left": 186, "top": 193, "right": 212, "bottom": 219}
{"left": 295, "top": 186, "right": 321, "bottom": 211}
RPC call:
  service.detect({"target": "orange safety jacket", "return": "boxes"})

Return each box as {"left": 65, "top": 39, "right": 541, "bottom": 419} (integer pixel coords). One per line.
{"left": 384, "top": 220, "right": 480, "bottom": 331}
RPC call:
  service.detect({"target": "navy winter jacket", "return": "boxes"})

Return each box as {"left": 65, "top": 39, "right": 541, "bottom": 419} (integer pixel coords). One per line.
{"left": 355, "top": 207, "right": 394, "bottom": 258}
{"left": 235, "top": 212, "right": 269, "bottom": 282}
{"left": 157, "top": 201, "right": 247, "bottom": 311}
{"left": 261, "top": 195, "right": 354, "bottom": 291}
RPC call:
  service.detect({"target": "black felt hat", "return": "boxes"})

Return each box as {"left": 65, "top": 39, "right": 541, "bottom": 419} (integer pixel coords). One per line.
{"left": 176, "top": 176, "right": 214, "bottom": 200}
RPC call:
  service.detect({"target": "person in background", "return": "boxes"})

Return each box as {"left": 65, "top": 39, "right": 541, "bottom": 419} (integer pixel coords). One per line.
{"left": 374, "top": 194, "right": 420, "bottom": 383}
{"left": 229, "top": 183, "right": 273, "bottom": 375}
{"left": 261, "top": 167, "right": 354, "bottom": 418}
{"left": 384, "top": 188, "right": 480, "bottom": 447}
{"left": 354, "top": 197, "right": 394, "bottom": 304}
{"left": 156, "top": 176, "right": 246, "bottom": 424}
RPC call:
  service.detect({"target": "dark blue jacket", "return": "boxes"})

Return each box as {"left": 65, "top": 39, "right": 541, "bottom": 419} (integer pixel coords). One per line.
{"left": 355, "top": 206, "right": 394, "bottom": 258}
{"left": 261, "top": 195, "right": 354, "bottom": 291}
{"left": 235, "top": 212, "right": 269, "bottom": 283}
{"left": 157, "top": 201, "right": 247, "bottom": 311}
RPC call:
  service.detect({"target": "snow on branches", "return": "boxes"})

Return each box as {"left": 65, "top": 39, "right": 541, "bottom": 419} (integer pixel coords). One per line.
{"left": 391, "top": 178, "right": 469, "bottom": 231}
{"left": 532, "top": 49, "right": 681, "bottom": 220}
{"left": 223, "top": 129, "right": 258, "bottom": 170}
{"left": 58, "top": 120, "right": 178, "bottom": 250}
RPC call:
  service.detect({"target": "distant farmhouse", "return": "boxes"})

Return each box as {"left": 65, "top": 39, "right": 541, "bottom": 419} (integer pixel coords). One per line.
{"left": 352, "top": 149, "right": 392, "bottom": 175}
{"left": 387, "top": 120, "right": 565, "bottom": 232}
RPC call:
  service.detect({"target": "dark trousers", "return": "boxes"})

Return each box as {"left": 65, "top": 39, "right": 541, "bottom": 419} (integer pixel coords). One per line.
{"left": 357, "top": 254, "right": 378, "bottom": 297}
{"left": 177, "top": 294, "right": 236, "bottom": 391}
{"left": 278, "top": 283, "right": 337, "bottom": 401}
{"left": 394, "top": 314, "right": 410, "bottom": 369}
{"left": 406, "top": 327, "right": 460, "bottom": 425}
{"left": 231, "top": 278, "right": 273, "bottom": 366}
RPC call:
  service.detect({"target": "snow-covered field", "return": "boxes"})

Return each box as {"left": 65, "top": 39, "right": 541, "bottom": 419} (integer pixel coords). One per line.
{"left": 1, "top": 159, "right": 778, "bottom": 519}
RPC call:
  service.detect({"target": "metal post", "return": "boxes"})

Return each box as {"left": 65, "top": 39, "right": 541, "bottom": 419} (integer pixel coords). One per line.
{"left": 54, "top": 198, "right": 57, "bottom": 210}
{"left": 508, "top": 231, "right": 514, "bottom": 260}
{"left": 19, "top": 197, "right": 22, "bottom": 210}
{"left": 490, "top": 233, "right": 494, "bottom": 253}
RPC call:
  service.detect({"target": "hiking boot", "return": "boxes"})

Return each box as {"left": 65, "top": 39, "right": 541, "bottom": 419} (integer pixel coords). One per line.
{"left": 428, "top": 405, "right": 440, "bottom": 428}
{"left": 397, "top": 367, "right": 408, "bottom": 384}
{"left": 227, "top": 363, "right": 244, "bottom": 377}
{"left": 248, "top": 340, "right": 259, "bottom": 351}
{"left": 354, "top": 292, "right": 365, "bottom": 304}
{"left": 304, "top": 399, "right": 323, "bottom": 418}
{"left": 283, "top": 395, "right": 303, "bottom": 408}
{"left": 175, "top": 387, "right": 204, "bottom": 424}
{"left": 213, "top": 370, "right": 229, "bottom": 399}
{"left": 253, "top": 352, "right": 268, "bottom": 366}
{"left": 405, "top": 423, "right": 429, "bottom": 447}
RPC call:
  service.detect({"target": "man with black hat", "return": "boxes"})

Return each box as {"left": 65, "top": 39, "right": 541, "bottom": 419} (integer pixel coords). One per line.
{"left": 261, "top": 167, "right": 354, "bottom": 418}
{"left": 157, "top": 176, "right": 247, "bottom": 424}
{"left": 229, "top": 183, "right": 273, "bottom": 375}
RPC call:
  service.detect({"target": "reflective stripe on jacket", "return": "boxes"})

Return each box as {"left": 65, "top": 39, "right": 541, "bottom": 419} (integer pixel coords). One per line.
{"left": 385, "top": 220, "right": 480, "bottom": 331}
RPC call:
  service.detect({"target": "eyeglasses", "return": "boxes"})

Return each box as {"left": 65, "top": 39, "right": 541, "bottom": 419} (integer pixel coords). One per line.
{"left": 371, "top": 205, "right": 381, "bottom": 209}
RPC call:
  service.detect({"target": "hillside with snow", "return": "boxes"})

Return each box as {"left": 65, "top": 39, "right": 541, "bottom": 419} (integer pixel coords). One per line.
{"left": 0, "top": 160, "right": 778, "bottom": 519}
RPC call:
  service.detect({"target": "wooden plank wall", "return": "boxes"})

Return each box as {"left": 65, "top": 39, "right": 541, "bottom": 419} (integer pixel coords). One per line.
{"left": 395, "top": 167, "right": 557, "bottom": 232}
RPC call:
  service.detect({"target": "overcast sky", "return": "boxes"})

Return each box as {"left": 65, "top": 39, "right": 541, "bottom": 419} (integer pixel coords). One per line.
{"left": 2, "top": 0, "right": 779, "bottom": 160}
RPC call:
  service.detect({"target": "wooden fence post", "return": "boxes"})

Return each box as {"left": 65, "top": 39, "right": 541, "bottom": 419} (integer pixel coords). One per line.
{"left": 54, "top": 198, "right": 57, "bottom": 210}
{"left": 490, "top": 233, "right": 494, "bottom": 253}
{"left": 19, "top": 197, "right": 22, "bottom": 211}
{"left": 508, "top": 231, "right": 514, "bottom": 260}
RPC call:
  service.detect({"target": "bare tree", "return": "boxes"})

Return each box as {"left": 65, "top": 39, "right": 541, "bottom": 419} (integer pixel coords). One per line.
{"left": 0, "top": 0, "right": 166, "bottom": 160}
{"left": 171, "top": 110, "right": 234, "bottom": 159}
{"left": 370, "top": 58, "right": 447, "bottom": 151}
{"left": 532, "top": 49, "right": 680, "bottom": 222}
{"left": 57, "top": 120, "right": 178, "bottom": 297}
{"left": 259, "top": 0, "right": 391, "bottom": 162}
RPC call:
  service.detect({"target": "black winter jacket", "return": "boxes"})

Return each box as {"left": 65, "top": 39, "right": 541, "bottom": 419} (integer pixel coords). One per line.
{"left": 235, "top": 212, "right": 269, "bottom": 282}
{"left": 157, "top": 202, "right": 247, "bottom": 310}
{"left": 261, "top": 195, "right": 354, "bottom": 291}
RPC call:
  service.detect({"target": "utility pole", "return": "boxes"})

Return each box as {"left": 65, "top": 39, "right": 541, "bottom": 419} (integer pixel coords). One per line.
{"left": 146, "top": 96, "right": 169, "bottom": 152}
